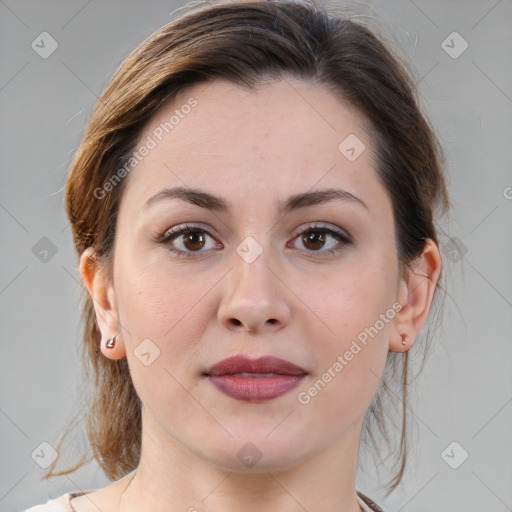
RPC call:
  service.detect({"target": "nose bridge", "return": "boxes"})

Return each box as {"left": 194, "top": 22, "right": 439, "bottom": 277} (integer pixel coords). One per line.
{"left": 233, "top": 241, "right": 274, "bottom": 299}
{"left": 218, "top": 235, "right": 291, "bottom": 332}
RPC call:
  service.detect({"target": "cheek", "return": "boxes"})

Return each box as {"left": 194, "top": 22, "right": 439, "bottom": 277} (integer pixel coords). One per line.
{"left": 294, "top": 253, "right": 396, "bottom": 401}
{"left": 116, "top": 248, "right": 182, "bottom": 329}
{"left": 114, "top": 262, "right": 212, "bottom": 423}
{"left": 295, "top": 277, "right": 392, "bottom": 430}
{"left": 114, "top": 255, "right": 217, "bottom": 363}
{"left": 306, "top": 258, "right": 397, "bottom": 344}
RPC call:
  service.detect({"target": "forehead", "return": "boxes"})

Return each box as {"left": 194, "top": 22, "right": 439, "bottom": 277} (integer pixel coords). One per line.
{"left": 120, "top": 77, "right": 389, "bottom": 218}
{"left": 138, "top": 77, "right": 369, "bottom": 157}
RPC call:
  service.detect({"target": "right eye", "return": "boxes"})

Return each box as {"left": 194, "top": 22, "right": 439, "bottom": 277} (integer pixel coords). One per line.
{"left": 156, "top": 224, "right": 222, "bottom": 258}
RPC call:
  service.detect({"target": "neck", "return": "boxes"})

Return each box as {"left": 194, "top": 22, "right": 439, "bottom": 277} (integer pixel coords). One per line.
{"left": 119, "top": 409, "right": 365, "bottom": 512}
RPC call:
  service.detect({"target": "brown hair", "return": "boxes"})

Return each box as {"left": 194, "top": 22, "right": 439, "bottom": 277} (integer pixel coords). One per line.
{"left": 45, "top": 0, "right": 450, "bottom": 495}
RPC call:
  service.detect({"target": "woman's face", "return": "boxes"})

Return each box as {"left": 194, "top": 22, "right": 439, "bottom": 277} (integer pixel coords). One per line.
{"left": 96, "top": 78, "right": 408, "bottom": 471}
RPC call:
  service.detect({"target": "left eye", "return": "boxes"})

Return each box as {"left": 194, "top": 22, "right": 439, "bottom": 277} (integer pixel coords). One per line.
{"left": 289, "top": 225, "right": 352, "bottom": 255}
{"left": 157, "top": 224, "right": 352, "bottom": 258}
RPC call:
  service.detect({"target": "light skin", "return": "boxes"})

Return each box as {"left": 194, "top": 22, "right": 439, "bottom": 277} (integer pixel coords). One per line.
{"left": 76, "top": 77, "right": 441, "bottom": 512}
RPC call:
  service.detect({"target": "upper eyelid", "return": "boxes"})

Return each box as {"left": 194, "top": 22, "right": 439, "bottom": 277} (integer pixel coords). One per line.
{"left": 161, "top": 223, "right": 221, "bottom": 241}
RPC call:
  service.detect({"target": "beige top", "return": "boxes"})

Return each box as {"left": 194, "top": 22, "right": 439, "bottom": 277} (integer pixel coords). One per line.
{"left": 23, "top": 490, "right": 385, "bottom": 512}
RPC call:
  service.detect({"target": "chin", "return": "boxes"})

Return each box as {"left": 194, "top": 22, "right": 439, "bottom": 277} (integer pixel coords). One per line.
{"left": 197, "top": 433, "right": 311, "bottom": 474}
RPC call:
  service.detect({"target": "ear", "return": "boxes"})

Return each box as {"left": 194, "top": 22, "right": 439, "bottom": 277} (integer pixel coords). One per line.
{"left": 390, "top": 238, "right": 442, "bottom": 352}
{"left": 79, "top": 247, "right": 126, "bottom": 360}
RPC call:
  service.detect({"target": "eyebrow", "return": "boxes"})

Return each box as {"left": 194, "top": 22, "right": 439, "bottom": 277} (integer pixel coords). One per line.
{"left": 142, "top": 186, "right": 369, "bottom": 214}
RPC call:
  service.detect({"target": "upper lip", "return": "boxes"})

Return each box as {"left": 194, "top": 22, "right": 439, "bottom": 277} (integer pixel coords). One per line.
{"left": 204, "top": 355, "right": 308, "bottom": 377}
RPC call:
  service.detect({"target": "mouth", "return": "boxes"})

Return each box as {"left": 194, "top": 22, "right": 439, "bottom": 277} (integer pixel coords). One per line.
{"left": 203, "top": 355, "right": 308, "bottom": 403}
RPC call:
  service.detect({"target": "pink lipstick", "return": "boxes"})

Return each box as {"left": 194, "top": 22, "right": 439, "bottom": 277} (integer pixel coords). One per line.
{"left": 204, "top": 355, "right": 307, "bottom": 403}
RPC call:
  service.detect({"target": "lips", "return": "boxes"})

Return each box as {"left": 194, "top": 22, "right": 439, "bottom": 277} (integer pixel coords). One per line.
{"left": 205, "top": 355, "right": 307, "bottom": 377}
{"left": 204, "top": 355, "right": 307, "bottom": 402}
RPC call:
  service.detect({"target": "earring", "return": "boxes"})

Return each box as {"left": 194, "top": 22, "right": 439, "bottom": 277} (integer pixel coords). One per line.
{"left": 401, "top": 334, "right": 408, "bottom": 346}
{"left": 106, "top": 336, "right": 116, "bottom": 349}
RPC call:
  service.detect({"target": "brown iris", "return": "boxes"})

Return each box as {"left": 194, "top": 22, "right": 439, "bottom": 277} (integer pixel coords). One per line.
{"left": 182, "top": 231, "right": 206, "bottom": 251}
{"left": 302, "top": 231, "right": 326, "bottom": 251}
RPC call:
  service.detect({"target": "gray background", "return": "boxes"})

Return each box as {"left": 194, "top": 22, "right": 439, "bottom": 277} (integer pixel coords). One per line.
{"left": 1, "top": 1, "right": 511, "bottom": 511}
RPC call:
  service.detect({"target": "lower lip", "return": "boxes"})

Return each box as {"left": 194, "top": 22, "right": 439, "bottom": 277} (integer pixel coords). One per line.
{"left": 208, "top": 374, "right": 306, "bottom": 402}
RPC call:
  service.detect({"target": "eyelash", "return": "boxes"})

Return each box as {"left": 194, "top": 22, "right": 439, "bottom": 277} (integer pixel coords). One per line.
{"left": 155, "top": 223, "right": 353, "bottom": 259}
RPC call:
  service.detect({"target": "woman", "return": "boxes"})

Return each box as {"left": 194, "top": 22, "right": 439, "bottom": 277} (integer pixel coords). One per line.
{"left": 25, "top": 0, "right": 449, "bottom": 510}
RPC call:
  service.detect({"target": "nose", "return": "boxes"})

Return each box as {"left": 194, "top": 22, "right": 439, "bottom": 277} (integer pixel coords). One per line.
{"left": 218, "top": 251, "right": 291, "bottom": 334}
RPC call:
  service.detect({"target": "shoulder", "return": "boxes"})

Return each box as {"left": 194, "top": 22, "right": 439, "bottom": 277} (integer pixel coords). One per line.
{"left": 357, "top": 491, "right": 386, "bottom": 512}
{"left": 22, "top": 491, "right": 91, "bottom": 512}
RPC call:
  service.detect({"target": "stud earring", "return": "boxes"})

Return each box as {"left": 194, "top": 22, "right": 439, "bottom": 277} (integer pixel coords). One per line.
{"left": 106, "top": 336, "right": 116, "bottom": 349}
{"left": 401, "top": 334, "right": 408, "bottom": 346}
